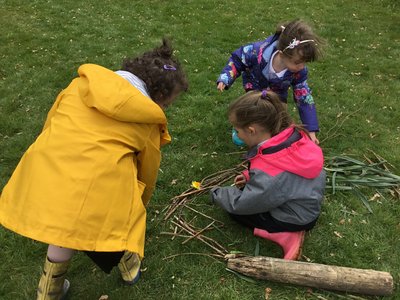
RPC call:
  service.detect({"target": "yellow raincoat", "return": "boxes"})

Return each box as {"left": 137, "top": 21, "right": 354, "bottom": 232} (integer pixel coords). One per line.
{"left": 0, "top": 64, "right": 170, "bottom": 257}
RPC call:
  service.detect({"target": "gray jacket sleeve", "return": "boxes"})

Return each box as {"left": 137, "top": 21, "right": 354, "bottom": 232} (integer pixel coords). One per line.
{"left": 210, "top": 169, "right": 287, "bottom": 215}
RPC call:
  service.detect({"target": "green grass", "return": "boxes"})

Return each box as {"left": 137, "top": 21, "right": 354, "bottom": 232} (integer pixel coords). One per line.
{"left": 1, "top": 0, "right": 399, "bottom": 299}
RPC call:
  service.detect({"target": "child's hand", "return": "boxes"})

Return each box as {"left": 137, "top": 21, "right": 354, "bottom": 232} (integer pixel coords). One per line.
{"left": 309, "top": 132, "right": 319, "bottom": 145}
{"left": 217, "top": 82, "right": 226, "bottom": 91}
{"left": 234, "top": 174, "right": 247, "bottom": 188}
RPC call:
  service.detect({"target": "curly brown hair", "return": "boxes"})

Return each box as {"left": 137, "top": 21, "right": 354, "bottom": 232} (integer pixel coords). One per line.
{"left": 121, "top": 38, "right": 188, "bottom": 103}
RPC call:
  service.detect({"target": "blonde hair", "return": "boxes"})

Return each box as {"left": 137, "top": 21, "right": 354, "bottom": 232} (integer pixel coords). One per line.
{"left": 228, "top": 90, "right": 294, "bottom": 136}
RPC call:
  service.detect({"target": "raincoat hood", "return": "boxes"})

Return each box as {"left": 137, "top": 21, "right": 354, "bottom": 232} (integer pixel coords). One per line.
{"left": 252, "top": 127, "right": 324, "bottom": 179}
{"left": 78, "top": 64, "right": 167, "bottom": 124}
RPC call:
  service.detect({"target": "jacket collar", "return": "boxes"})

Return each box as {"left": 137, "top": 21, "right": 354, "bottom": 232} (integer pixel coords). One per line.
{"left": 245, "top": 127, "right": 299, "bottom": 159}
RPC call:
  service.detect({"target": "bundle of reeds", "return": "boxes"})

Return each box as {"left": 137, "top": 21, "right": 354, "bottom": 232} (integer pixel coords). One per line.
{"left": 325, "top": 153, "right": 400, "bottom": 212}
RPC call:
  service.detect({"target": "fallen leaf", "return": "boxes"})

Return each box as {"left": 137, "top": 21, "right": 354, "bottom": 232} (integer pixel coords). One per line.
{"left": 191, "top": 181, "right": 201, "bottom": 190}
{"left": 265, "top": 287, "right": 272, "bottom": 300}
{"left": 369, "top": 193, "right": 381, "bottom": 201}
{"left": 99, "top": 296, "right": 108, "bottom": 300}
{"left": 334, "top": 231, "right": 343, "bottom": 238}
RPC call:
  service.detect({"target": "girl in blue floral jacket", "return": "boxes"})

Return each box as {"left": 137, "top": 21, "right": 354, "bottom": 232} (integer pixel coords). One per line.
{"left": 217, "top": 20, "right": 324, "bottom": 144}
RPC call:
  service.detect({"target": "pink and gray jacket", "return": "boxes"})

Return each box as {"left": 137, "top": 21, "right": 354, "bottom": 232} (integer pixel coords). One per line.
{"left": 211, "top": 127, "right": 326, "bottom": 225}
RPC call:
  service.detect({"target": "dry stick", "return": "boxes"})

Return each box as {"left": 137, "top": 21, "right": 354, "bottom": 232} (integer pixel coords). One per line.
{"left": 176, "top": 218, "right": 228, "bottom": 253}
{"left": 363, "top": 154, "right": 374, "bottom": 165}
{"left": 160, "top": 232, "right": 191, "bottom": 239}
{"left": 171, "top": 225, "right": 178, "bottom": 240}
{"left": 200, "top": 162, "right": 246, "bottom": 180}
{"left": 320, "top": 104, "right": 364, "bottom": 144}
{"left": 199, "top": 234, "right": 230, "bottom": 253}
{"left": 164, "top": 169, "right": 242, "bottom": 220}
{"left": 170, "top": 189, "right": 207, "bottom": 200}
{"left": 171, "top": 219, "right": 227, "bottom": 256}
{"left": 368, "top": 148, "right": 395, "bottom": 170}
{"left": 163, "top": 252, "right": 225, "bottom": 260}
{"left": 163, "top": 225, "right": 225, "bottom": 250}
{"left": 224, "top": 150, "right": 247, "bottom": 155}
{"left": 171, "top": 220, "right": 226, "bottom": 256}
{"left": 165, "top": 189, "right": 209, "bottom": 220}
{"left": 166, "top": 192, "right": 204, "bottom": 217}
{"left": 164, "top": 196, "right": 190, "bottom": 220}
{"left": 183, "top": 204, "right": 225, "bottom": 225}
{"left": 182, "top": 221, "right": 215, "bottom": 244}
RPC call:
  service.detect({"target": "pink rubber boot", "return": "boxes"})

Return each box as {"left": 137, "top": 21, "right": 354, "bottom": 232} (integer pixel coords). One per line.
{"left": 253, "top": 228, "right": 305, "bottom": 260}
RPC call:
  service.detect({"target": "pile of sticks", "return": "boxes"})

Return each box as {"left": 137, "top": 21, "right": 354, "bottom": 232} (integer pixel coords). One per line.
{"left": 162, "top": 161, "right": 247, "bottom": 258}
{"left": 163, "top": 162, "right": 247, "bottom": 220}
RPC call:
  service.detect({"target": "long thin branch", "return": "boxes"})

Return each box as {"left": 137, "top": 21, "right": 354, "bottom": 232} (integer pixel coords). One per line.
{"left": 163, "top": 252, "right": 225, "bottom": 261}
{"left": 182, "top": 221, "right": 215, "bottom": 244}
{"left": 320, "top": 103, "right": 364, "bottom": 144}
{"left": 183, "top": 204, "right": 225, "bottom": 225}
{"left": 171, "top": 218, "right": 228, "bottom": 256}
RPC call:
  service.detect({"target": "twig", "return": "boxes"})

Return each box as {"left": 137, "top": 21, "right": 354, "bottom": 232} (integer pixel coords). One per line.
{"left": 170, "top": 189, "right": 206, "bottom": 201}
{"left": 367, "top": 148, "right": 395, "bottom": 171}
{"left": 163, "top": 252, "right": 225, "bottom": 261}
{"left": 223, "top": 150, "right": 247, "bottom": 155}
{"left": 164, "top": 196, "right": 190, "bottom": 220}
{"left": 164, "top": 162, "right": 247, "bottom": 221}
{"left": 171, "top": 218, "right": 228, "bottom": 256}
{"left": 172, "top": 220, "right": 226, "bottom": 256}
{"left": 160, "top": 232, "right": 191, "bottom": 239}
{"left": 179, "top": 219, "right": 228, "bottom": 252}
{"left": 320, "top": 103, "right": 364, "bottom": 144}
{"left": 183, "top": 204, "right": 225, "bottom": 225}
{"left": 182, "top": 221, "right": 215, "bottom": 244}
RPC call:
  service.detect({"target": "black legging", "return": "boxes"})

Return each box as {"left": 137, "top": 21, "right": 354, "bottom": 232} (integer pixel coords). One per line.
{"left": 85, "top": 251, "right": 124, "bottom": 273}
{"left": 229, "top": 211, "right": 318, "bottom": 233}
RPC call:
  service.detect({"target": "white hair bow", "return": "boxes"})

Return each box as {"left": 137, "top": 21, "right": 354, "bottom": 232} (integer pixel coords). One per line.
{"left": 283, "top": 38, "right": 314, "bottom": 51}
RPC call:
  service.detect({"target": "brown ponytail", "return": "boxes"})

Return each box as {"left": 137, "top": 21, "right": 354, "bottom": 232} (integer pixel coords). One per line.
{"left": 228, "top": 90, "right": 307, "bottom": 137}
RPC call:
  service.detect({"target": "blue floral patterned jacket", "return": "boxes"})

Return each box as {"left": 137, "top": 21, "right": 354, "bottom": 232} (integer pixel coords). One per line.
{"left": 217, "top": 34, "right": 319, "bottom": 132}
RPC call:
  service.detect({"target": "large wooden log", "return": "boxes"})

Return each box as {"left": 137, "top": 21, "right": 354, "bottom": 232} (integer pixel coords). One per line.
{"left": 227, "top": 256, "right": 393, "bottom": 296}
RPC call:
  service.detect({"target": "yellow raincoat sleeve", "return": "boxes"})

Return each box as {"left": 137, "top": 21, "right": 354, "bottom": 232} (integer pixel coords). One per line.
{"left": 137, "top": 124, "right": 171, "bottom": 206}
{"left": 136, "top": 126, "right": 162, "bottom": 206}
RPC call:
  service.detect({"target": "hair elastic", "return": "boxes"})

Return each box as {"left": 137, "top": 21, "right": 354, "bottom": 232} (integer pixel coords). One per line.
{"left": 163, "top": 64, "right": 176, "bottom": 71}
{"left": 261, "top": 90, "right": 268, "bottom": 99}
{"left": 283, "top": 38, "right": 315, "bottom": 52}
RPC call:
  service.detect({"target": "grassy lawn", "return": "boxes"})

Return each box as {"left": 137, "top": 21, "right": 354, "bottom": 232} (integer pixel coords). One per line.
{"left": 0, "top": 0, "right": 399, "bottom": 299}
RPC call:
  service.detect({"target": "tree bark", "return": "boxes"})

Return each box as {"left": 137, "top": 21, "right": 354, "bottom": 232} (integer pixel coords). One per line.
{"left": 227, "top": 256, "right": 393, "bottom": 296}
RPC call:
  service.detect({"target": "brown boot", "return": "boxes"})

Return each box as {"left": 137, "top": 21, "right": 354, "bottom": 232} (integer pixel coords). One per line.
{"left": 118, "top": 251, "right": 141, "bottom": 285}
{"left": 37, "top": 257, "right": 70, "bottom": 300}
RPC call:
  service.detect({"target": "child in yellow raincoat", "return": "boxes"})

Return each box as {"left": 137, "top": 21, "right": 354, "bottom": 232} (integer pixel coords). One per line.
{"left": 0, "top": 38, "right": 188, "bottom": 299}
